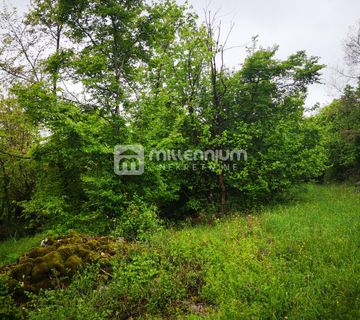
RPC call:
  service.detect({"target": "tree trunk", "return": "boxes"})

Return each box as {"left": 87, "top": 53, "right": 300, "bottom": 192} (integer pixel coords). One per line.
{"left": 52, "top": 25, "right": 62, "bottom": 93}
{"left": 0, "top": 161, "right": 10, "bottom": 222}
{"left": 219, "top": 173, "right": 226, "bottom": 214}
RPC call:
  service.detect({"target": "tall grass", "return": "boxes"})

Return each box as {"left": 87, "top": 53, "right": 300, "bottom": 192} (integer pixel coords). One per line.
{"left": 2, "top": 184, "right": 359, "bottom": 319}
{"left": 149, "top": 184, "right": 359, "bottom": 319}
{"left": 0, "top": 234, "right": 46, "bottom": 267}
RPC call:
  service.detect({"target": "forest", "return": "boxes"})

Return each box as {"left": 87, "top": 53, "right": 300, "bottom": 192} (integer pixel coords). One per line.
{"left": 0, "top": 0, "right": 359, "bottom": 319}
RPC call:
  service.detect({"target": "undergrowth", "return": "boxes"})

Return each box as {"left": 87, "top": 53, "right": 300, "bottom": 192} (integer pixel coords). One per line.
{"left": 0, "top": 184, "right": 359, "bottom": 319}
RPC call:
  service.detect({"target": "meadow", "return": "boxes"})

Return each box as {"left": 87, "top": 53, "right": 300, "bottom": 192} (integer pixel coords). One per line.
{"left": 1, "top": 183, "right": 359, "bottom": 319}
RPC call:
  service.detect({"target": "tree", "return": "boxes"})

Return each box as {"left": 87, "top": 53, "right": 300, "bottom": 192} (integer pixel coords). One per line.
{"left": 0, "top": 0, "right": 328, "bottom": 235}
{"left": 344, "top": 19, "right": 360, "bottom": 76}
{"left": 314, "top": 82, "right": 360, "bottom": 181}
{"left": 0, "top": 5, "right": 49, "bottom": 87}
{"left": 201, "top": 48, "right": 325, "bottom": 209}
{"left": 0, "top": 95, "right": 37, "bottom": 237}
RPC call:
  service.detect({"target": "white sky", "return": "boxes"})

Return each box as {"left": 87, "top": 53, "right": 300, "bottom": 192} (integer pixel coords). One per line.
{"left": 7, "top": 0, "right": 360, "bottom": 108}
{"left": 180, "top": 0, "right": 360, "bottom": 109}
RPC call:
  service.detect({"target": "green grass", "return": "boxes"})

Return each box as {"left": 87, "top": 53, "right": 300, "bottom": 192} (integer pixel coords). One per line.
{"left": 0, "top": 234, "right": 46, "bottom": 267}
{"left": 149, "top": 183, "right": 360, "bottom": 319}
{"left": 0, "top": 230, "right": 59, "bottom": 267}
{"left": 2, "top": 184, "right": 359, "bottom": 319}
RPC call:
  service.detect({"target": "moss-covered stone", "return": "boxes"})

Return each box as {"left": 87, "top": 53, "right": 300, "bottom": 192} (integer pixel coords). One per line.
{"left": 9, "top": 262, "right": 33, "bottom": 279}
{"left": 31, "top": 262, "right": 49, "bottom": 282}
{"left": 1, "top": 233, "right": 124, "bottom": 300}
{"left": 65, "top": 255, "right": 82, "bottom": 274}
{"left": 44, "top": 252, "right": 65, "bottom": 274}
{"left": 29, "top": 278, "right": 52, "bottom": 293}
{"left": 57, "top": 244, "right": 76, "bottom": 259}
{"left": 77, "top": 246, "right": 91, "bottom": 258}
{"left": 86, "top": 239, "right": 100, "bottom": 250}
{"left": 27, "top": 247, "right": 52, "bottom": 258}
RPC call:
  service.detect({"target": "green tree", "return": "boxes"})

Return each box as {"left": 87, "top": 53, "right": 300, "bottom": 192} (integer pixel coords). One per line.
{"left": 0, "top": 0, "right": 328, "bottom": 235}
{"left": 314, "top": 83, "right": 360, "bottom": 181}
{"left": 0, "top": 96, "right": 37, "bottom": 237}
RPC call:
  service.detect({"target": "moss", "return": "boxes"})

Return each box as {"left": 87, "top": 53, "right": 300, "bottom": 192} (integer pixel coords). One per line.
{"left": 76, "top": 246, "right": 91, "bottom": 258}
{"left": 57, "top": 244, "right": 90, "bottom": 261}
{"left": 44, "top": 238, "right": 55, "bottom": 246}
{"left": 107, "top": 240, "right": 122, "bottom": 251}
{"left": 86, "top": 239, "right": 100, "bottom": 250}
{"left": 43, "top": 252, "right": 65, "bottom": 274}
{"left": 31, "top": 262, "right": 49, "bottom": 283}
{"left": 9, "top": 262, "right": 33, "bottom": 279}
{"left": 6, "top": 275, "right": 18, "bottom": 287}
{"left": 27, "top": 247, "right": 52, "bottom": 258}
{"left": 18, "top": 257, "right": 34, "bottom": 264}
{"left": 57, "top": 244, "right": 77, "bottom": 260}
{"left": 98, "top": 237, "right": 111, "bottom": 244}
{"left": 64, "top": 255, "right": 82, "bottom": 274}
{"left": 2, "top": 233, "right": 122, "bottom": 298}
{"left": 31, "top": 279, "right": 52, "bottom": 293}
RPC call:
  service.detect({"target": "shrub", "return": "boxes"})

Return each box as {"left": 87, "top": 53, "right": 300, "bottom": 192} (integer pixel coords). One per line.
{"left": 27, "top": 265, "right": 111, "bottom": 320}
{"left": 0, "top": 274, "right": 22, "bottom": 319}
{"left": 112, "top": 198, "right": 162, "bottom": 241}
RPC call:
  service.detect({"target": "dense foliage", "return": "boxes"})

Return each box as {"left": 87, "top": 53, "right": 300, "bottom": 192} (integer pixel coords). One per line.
{"left": 312, "top": 83, "right": 360, "bottom": 181}
{"left": 0, "top": 0, "right": 345, "bottom": 238}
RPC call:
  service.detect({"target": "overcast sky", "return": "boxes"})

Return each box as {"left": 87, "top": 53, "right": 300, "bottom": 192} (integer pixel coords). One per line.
{"left": 7, "top": 0, "right": 360, "bottom": 108}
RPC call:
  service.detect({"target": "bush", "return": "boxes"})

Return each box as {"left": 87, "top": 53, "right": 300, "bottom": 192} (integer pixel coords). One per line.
{"left": 0, "top": 274, "right": 22, "bottom": 320}
{"left": 313, "top": 83, "right": 360, "bottom": 181}
{"left": 112, "top": 198, "right": 162, "bottom": 241}
{"left": 27, "top": 265, "right": 111, "bottom": 320}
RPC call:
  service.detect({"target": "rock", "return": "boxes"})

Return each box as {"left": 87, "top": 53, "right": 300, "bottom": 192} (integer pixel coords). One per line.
{"left": 31, "top": 262, "right": 49, "bottom": 282}
{"left": 9, "top": 262, "right": 33, "bottom": 279}
{"left": 27, "top": 247, "right": 52, "bottom": 259}
{"left": 57, "top": 244, "right": 77, "bottom": 260}
{"left": 44, "top": 252, "right": 65, "bottom": 273}
{"left": 86, "top": 239, "right": 100, "bottom": 250}
{"left": 65, "top": 255, "right": 82, "bottom": 274}
{"left": 1, "top": 233, "right": 124, "bottom": 298}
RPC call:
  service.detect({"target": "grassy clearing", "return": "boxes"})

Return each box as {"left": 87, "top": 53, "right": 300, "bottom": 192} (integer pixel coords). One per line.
{"left": 149, "top": 183, "right": 359, "bottom": 319}
{"left": 0, "top": 233, "right": 49, "bottom": 267}
{"left": 1, "top": 184, "right": 359, "bottom": 319}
